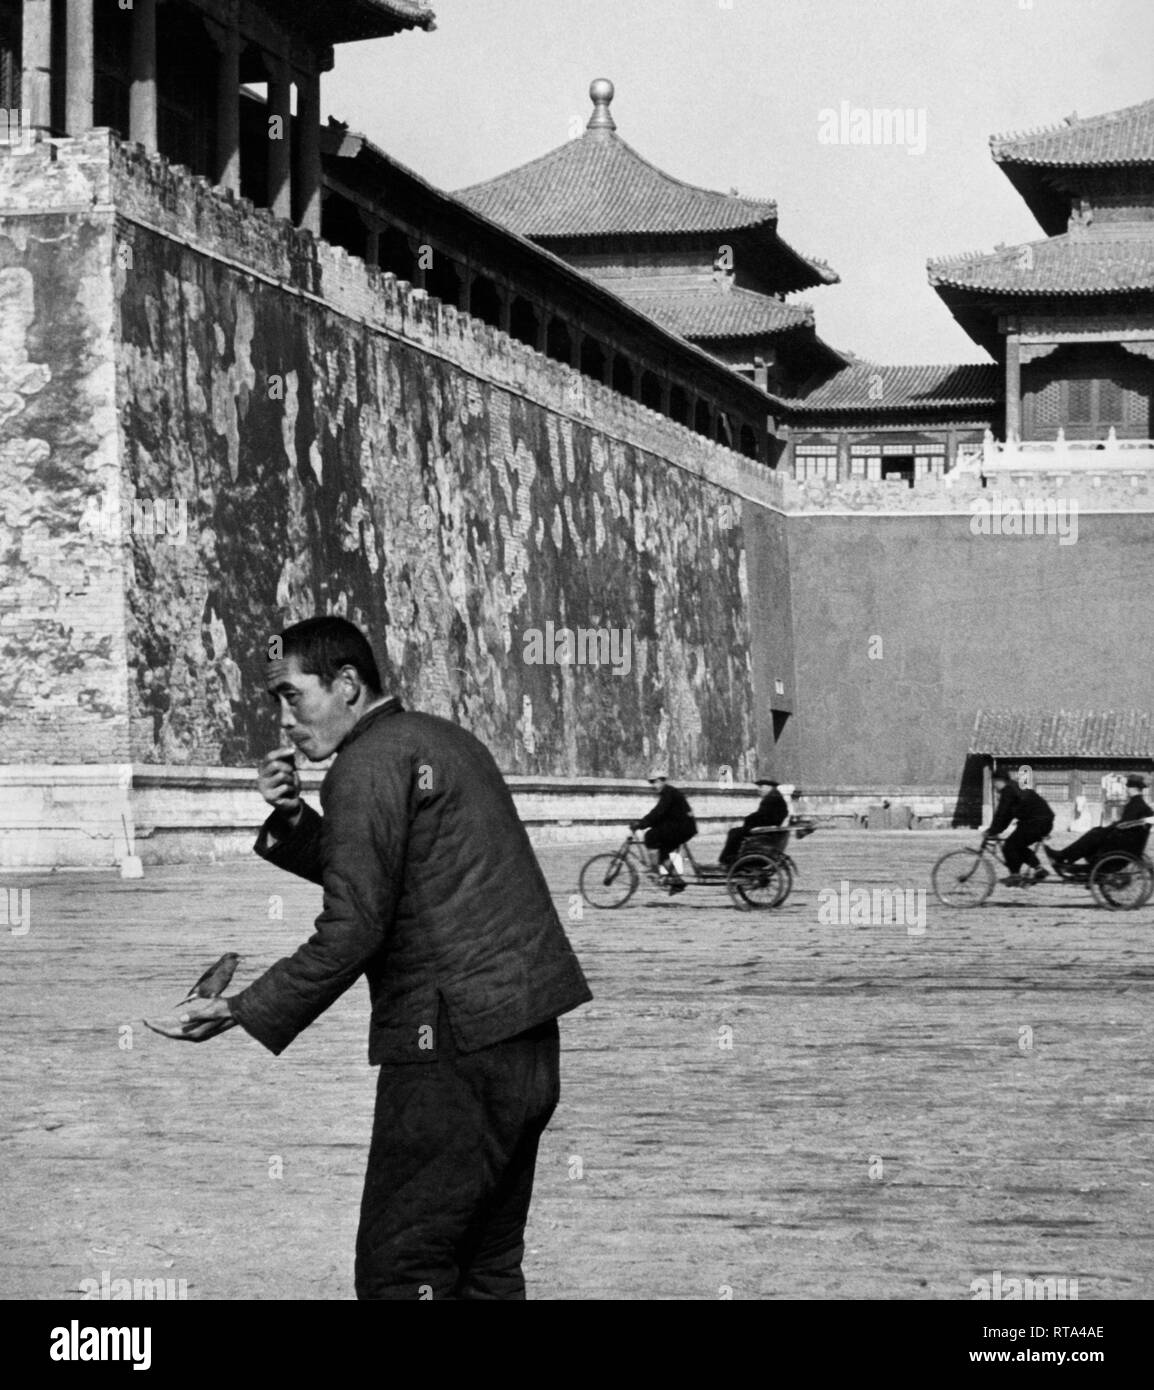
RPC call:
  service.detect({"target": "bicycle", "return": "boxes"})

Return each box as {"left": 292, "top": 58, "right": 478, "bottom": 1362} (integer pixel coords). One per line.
{"left": 931, "top": 834, "right": 1154, "bottom": 911}
{"left": 577, "top": 824, "right": 815, "bottom": 911}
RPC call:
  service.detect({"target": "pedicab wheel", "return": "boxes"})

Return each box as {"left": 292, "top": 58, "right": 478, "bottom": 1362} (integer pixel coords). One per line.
{"left": 768, "top": 856, "right": 794, "bottom": 906}
{"left": 931, "top": 849, "right": 995, "bottom": 908}
{"left": 1088, "top": 852, "right": 1153, "bottom": 911}
{"left": 579, "top": 851, "right": 639, "bottom": 909}
{"left": 727, "top": 852, "right": 787, "bottom": 910}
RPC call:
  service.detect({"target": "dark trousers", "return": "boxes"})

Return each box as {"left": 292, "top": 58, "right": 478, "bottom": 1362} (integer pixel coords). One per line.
{"left": 1057, "top": 825, "right": 1146, "bottom": 865}
{"left": 355, "top": 1007, "right": 561, "bottom": 1300}
{"left": 719, "top": 827, "right": 747, "bottom": 865}
{"left": 1004, "top": 818, "right": 1053, "bottom": 874}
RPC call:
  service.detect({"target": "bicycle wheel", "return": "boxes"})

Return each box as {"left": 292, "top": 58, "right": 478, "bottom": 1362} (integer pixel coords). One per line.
{"left": 931, "top": 849, "right": 995, "bottom": 908}
{"left": 727, "top": 853, "right": 786, "bottom": 910}
{"left": 1089, "top": 852, "right": 1153, "bottom": 911}
{"left": 579, "top": 851, "right": 639, "bottom": 909}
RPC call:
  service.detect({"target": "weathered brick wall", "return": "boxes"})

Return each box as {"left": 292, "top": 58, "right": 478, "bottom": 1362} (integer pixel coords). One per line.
{"left": 0, "top": 137, "right": 130, "bottom": 765}
{"left": 107, "top": 139, "right": 787, "bottom": 780}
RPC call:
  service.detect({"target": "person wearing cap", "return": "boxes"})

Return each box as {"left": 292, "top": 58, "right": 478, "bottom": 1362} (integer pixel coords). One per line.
{"left": 719, "top": 778, "right": 789, "bottom": 866}
{"left": 631, "top": 771, "right": 697, "bottom": 893}
{"left": 1046, "top": 774, "right": 1153, "bottom": 869}
{"left": 984, "top": 770, "right": 1055, "bottom": 886}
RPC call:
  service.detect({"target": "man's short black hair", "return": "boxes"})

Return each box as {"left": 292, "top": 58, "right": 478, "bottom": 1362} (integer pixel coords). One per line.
{"left": 276, "top": 616, "right": 383, "bottom": 696}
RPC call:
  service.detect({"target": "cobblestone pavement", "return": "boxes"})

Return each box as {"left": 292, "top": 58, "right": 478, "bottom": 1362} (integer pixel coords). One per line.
{"left": 3, "top": 830, "right": 1151, "bottom": 1300}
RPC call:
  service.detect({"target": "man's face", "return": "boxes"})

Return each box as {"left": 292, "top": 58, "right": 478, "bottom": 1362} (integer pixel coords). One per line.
{"left": 267, "top": 655, "right": 360, "bottom": 762}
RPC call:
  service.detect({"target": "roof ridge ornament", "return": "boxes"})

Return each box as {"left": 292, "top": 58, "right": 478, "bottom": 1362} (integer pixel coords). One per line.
{"left": 587, "top": 78, "right": 617, "bottom": 137}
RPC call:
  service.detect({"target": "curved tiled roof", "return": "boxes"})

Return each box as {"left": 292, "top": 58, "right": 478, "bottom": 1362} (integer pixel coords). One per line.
{"left": 970, "top": 710, "right": 1153, "bottom": 758}
{"left": 929, "top": 233, "right": 1154, "bottom": 295}
{"left": 457, "top": 132, "right": 783, "bottom": 239}
{"left": 615, "top": 285, "right": 813, "bottom": 341}
{"left": 783, "top": 362, "right": 999, "bottom": 412}
{"left": 991, "top": 97, "right": 1154, "bottom": 167}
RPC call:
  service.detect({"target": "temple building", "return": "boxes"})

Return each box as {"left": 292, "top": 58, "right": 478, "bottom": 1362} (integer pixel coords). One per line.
{"left": 457, "top": 79, "right": 846, "bottom": 401}
{"left": 929, "top": 98, "right": 1154, "bottom": 459}
{"left": 776, "top": 362, "right": 1000, "bottom": 484}
{"left": 2, "top": 0, "right": 437, "bottom": 232}
{"left": 773, "top": 97, "right": 1154, "bottom": 485}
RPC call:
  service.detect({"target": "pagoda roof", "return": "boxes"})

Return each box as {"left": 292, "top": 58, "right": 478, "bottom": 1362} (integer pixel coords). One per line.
{"left": 317, "top": 122, "right": 774, "bottom": 419}
{"left": 455, "top": 80, "right": 838, "bottom": 291}
{"left": 929, "top": 232, "right": 1154, "bottom": 297}
{"left": 614, "top": 285, "right": 814, "bottom": 341}
{"left": 286, "top": 0, "right": 436, "bottom": 42}
{"left": 970, "top": 709, "right": 1154, "bottom": 759}
{"left": 782, "top": 362, "right": 999, "bottom": 413}
{"left": 991, "top": 97, "right": 1154, "bottom": 169}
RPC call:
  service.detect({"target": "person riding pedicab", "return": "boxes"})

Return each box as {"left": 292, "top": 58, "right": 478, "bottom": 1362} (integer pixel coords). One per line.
{"left": 631, "top": 771, "right": 697, "bottom": 895}
{"left": 719, "top": 778, "right": 789, "bottom": 866}
{"left": 983, "top": 769, "right": 1055, "bottom": 887}
{"left": 1045, "top": 775, "right": 1153, "bottom": 871}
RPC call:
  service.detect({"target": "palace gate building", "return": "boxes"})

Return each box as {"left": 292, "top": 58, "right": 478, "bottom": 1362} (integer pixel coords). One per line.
{"left": 0, "top": 2, "right": 1151, "bottom": 864}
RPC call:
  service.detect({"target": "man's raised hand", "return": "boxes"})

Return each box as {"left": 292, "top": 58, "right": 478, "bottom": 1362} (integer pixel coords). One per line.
{"left": 259, "top": 745, "right": 303, "bottom": 827}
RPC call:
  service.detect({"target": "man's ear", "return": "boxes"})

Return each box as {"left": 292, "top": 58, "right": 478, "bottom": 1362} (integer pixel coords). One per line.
{"left": 339, "top": 665, "right": 363, "bottom": 706}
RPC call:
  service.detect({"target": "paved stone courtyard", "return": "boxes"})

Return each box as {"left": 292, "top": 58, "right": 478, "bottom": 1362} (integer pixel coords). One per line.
{"left": 3, "top": 830, "right": 1151, "bottom": 1300}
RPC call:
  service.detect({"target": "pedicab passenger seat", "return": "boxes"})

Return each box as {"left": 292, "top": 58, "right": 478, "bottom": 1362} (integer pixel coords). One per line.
{"left": 742, "top": 827, "right": 790, "bottom": 857}
{"left": 1100, "top": 816, "right": 1153, "bottom": 859}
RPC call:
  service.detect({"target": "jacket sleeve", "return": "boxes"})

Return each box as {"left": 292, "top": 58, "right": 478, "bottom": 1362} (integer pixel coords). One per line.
{"left": 254, "top": 803, "right": 326, "bottom": 886}
{"left": 636, "top": 786, "right": 672, "bottom": 830}
{"left": 231, "top": 754, "right": 409, "bottom": 1055}
{"left": 987, "top": 788, "right": 1016, "bottom": 836}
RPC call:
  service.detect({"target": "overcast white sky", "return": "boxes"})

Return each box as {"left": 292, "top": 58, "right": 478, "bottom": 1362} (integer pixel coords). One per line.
{"left": 325, "top": 0, "right": 1154, "bottom": 365}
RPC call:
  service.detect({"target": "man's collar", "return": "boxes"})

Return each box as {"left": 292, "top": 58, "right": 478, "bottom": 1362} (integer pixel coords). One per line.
{"left": 339, "top": 694, "right": 404, "bottom": 752}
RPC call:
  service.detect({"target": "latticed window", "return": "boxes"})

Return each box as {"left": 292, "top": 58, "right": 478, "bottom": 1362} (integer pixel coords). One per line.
{"left": 1031, "top": 379, "right": 1061, "bottom": 426}
{"left": 1068, "top": 378, "right": 1092, "bottom": 423}
{"left": 1098, "top": 378, "right": 1124, "bottom": 423}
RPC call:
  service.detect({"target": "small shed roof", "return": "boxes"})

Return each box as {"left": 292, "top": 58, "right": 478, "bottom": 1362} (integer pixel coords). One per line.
{"left": 970, "top": 710, "right": 1154, "bottom": 759}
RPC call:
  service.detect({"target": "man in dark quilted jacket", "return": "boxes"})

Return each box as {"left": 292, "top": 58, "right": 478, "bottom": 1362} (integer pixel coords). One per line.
{"left": 172, "top": 616, "right": 592, "bottom": 1300}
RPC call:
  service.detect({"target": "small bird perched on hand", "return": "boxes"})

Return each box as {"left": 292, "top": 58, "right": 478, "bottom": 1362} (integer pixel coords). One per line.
{"left": 177, "top": 952, "right": 240, "bottom": 1007}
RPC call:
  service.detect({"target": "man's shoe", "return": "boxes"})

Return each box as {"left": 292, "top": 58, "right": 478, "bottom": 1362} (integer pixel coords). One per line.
{"left": 668, "top": 879, "right": 687, "bottom": 895}
{"left": 1031, "top": 868, "right": 1049, "bottom": 883}
{"left": 1001, "top": 874, "right": 1025, "bottom": 887}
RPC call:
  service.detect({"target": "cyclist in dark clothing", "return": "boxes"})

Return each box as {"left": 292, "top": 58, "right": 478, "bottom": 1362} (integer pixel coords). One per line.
{"left": 631, "top": 771, "right": 697, "bottom": 894}
{"left": 984, "top": 771, "right": 1055, "bottom": 886}
{"left": 719, "top": 779, "right": 789, "bottom": 866}
{"left": 1046, "top": 775, "right": 1153, "bottom": 868}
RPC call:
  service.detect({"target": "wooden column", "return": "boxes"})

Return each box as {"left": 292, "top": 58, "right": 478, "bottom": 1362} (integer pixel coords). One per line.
{"left": 267, "top": 56, "right": 293, "bottom": 221}
{"left": 534, "top": 308, "right": 548, "bottom": 355}
{"left": 364, "top": 222, "right": 381, "bottom": 268}
{"left": 295, "top": 68, "right": 322, "bottom": 233}
{"left": 129, "top": 0, "right": 158, "bottom": 152}
{"left": 1005, "top": 332, "right": 1022, "bottom": 442}
{"left": 498, "top": 288, "right": 512, "bottom": 336}
{"left": 213, "top": 21, "right": 241, "bottom": 193}
{"left": 21, "top": 0, "right": 54, "bottom": 138}
{"left": 65, "top": 0, "right": 95, "bottom": 136}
